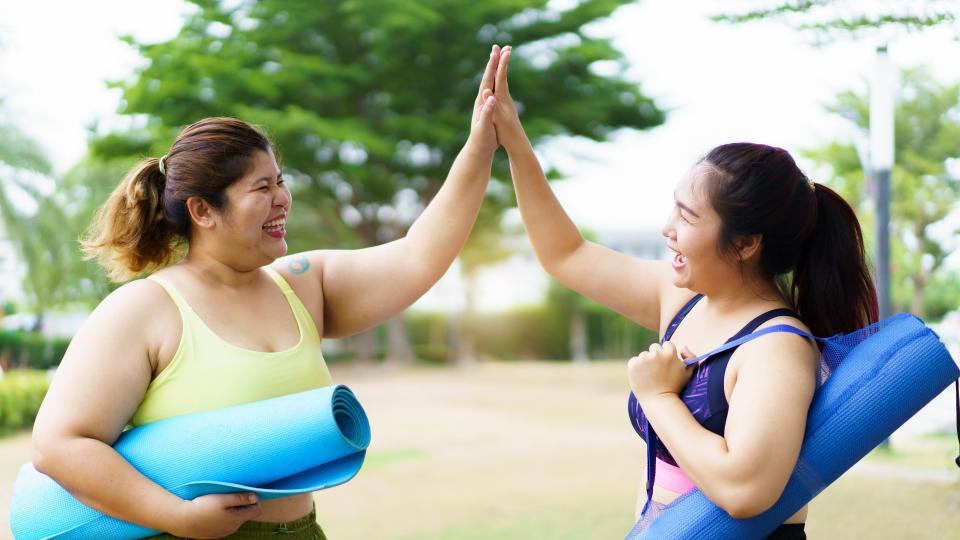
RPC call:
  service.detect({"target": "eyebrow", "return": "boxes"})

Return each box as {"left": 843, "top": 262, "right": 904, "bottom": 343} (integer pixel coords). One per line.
{"left": 673, "top": 191, "right": 700, "bottom": 219}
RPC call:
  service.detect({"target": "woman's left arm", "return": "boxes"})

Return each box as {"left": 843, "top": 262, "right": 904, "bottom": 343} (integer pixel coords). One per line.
{"left": 288, "top": 48, "right": 502, "bottom": 338}
{"left": 631, "top": 333, "right": 818, "bottom": 518}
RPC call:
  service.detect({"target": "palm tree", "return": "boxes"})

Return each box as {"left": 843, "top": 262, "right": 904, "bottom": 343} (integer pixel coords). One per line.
{"left": 0, "top": 114, "right": 68, "bottom": 330}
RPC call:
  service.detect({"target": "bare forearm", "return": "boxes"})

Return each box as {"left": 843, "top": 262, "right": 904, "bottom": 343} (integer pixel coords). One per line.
{"left": 404, "top": 141, "right": 492, "bottom": 272}
{"left": 638, "top": 393, "right": 747, "bottom": 505}
{"left": 35, "top": 437, "right": 185, "bottom": 532}
{"left": 504, "top": 134, "right": 585, "bottom": 273}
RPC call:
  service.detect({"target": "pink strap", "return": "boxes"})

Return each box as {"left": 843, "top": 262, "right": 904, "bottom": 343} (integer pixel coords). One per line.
{"left": 654, "top": 459, "right": 695, "bottom": 494}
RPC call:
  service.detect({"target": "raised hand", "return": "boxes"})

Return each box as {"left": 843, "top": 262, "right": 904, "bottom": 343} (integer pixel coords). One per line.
{"left": 468, "top": 46, "right": 501, "bottom": 155}
{"left": 487, "top": 45, "right": 525, "bottom": 152}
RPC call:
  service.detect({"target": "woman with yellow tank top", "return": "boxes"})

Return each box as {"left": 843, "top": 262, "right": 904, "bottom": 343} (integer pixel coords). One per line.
{"left": 30, "top": 48, "right": 506, "bottom": 539}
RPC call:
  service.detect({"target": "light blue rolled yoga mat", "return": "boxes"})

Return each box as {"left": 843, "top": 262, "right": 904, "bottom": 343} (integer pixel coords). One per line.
{"left": 10, "top": 384, "right": 371, "bottom": 539}
{"left": 629, "top": 313, "right": 959, "bottom": 539}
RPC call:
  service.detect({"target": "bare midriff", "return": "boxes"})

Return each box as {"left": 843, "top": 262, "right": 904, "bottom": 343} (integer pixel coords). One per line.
{"left": 257, "top": 493, "right": 315, "bottom": 522}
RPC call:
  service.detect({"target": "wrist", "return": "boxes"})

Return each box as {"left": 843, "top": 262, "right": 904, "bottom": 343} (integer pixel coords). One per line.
{"left": 501, "top": 127, "right": 530, "bottom": 155}
{"left": 463, "top": 134, "right": 497, "bottom": 160}
{"left": 149, "top": 495, "right": 190, "bottom": 535}
{"left": 637, "top": 390, "right": 680, "bottom": 410}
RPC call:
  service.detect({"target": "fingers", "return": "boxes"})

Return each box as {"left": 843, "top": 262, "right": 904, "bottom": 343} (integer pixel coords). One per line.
{"left": 229, "top": 503, "right": 262, "bottom": 518}
{"left": 477, "top": 45, "right": 500, "bottom": 102}
{"left": 477, "top": 95, "right": 497, "bottom": 125}
{"left": 495, "top": 45, "right": 512, "bottom": 96}
{"left": 643, "top": 341, "right": 688, "bottom": 363}
{"left": 223, "top": 492, "right": 258, "bottom": 508}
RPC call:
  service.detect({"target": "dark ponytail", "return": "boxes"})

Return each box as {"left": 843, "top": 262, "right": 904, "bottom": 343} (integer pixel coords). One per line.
{"left": 701, "top": 143, "right": 878, "bottom": 337}
{"left": 792, "top": 183, "right": 879, "bottom": 336}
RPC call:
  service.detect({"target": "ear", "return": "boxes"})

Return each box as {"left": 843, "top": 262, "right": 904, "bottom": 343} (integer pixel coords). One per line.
{"left": 736, "top": 233, "right": 763, "bottom": 262}
{"left": 186, "top": 196, "right": 219, "bottom": 230}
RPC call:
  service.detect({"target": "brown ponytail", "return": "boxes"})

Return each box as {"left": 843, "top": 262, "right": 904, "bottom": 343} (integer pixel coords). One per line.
{"left": 81, "top": 158, "right": 180, "bottom": 282}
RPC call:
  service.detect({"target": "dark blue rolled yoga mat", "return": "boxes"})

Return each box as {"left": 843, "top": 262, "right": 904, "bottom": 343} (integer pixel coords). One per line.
{"left": 629, "top": 314, "right": 959, "bottom": 539}
{"left": 10, "top": 384, "right": 370, "bottom": 539}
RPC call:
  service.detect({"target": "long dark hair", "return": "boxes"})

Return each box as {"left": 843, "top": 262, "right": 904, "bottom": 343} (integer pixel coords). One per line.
{"left": 82, "top": 117, "right": 274, "bottom": 281}
{"left": 700, "top": 142, "right": 878, "bottom": 336}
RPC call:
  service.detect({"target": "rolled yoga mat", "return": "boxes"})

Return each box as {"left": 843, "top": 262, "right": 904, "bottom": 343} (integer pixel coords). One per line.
{"left": 628, "top": 313, "right": 960, "bottom": 539}
{"left": 10, "top": 384, "right": 371, "bottom": 540}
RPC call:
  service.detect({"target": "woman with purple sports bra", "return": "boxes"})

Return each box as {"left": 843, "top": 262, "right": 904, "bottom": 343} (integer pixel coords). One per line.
{"left": 485, "top": 47, "right": 878, "bottom": 539}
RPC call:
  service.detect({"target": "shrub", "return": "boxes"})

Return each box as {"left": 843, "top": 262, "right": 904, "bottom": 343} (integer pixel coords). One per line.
{"left": 0, "top": 370, "right": 51, "bottom": 434}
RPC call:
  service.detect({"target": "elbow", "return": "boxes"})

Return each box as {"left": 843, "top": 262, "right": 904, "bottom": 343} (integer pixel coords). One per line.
{"left": 721, "top": 501, "right": 769, "bottom": 520}
{"left": 31, "top": 438, "right": 55, "bottom": 476}
{"left": 31, "top": 431, "right": 69, "bottom": 477}
{"left": 714, "top": 483, "right": 780, "bottom": 520}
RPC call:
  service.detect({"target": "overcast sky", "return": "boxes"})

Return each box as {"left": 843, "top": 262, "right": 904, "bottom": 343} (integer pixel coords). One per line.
{"left": 2, "top": 0, "right": 958, "bottom": 310}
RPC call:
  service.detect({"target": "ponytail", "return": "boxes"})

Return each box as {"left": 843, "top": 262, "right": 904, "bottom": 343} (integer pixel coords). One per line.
{"left": 81, "top": 158, "right": 180, "bottom": 282}
{"left": 791, "top": 183, "right": 879, "bottom": 336}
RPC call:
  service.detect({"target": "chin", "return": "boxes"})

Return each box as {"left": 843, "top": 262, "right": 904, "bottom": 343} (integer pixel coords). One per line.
{"left": 262, "top": 244, "right": 288, "bottom": 263}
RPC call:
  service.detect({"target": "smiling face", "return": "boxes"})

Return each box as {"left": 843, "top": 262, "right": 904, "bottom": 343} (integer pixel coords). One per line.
{"left": 214, "top": 149, "right": 292, "bottom": 266}
{"left": 660, "top": 163, "right": 743, "bottom": 294}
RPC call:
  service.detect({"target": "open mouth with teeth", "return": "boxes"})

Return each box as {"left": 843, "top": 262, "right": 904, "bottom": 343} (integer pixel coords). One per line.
{"left": 262, "top": 216, "right": 286, "bottom": 238}
{"left": 672, "top": 251, "right": 687, "bottom": 270}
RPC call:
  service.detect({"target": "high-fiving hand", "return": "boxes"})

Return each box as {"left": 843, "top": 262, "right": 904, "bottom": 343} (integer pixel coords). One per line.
{"left": 469, "top": 46, "right": 501, "bottom": 155}
{"left": 486, "top": 45, "right": 525, "bottom": 152}
{"left": 471, "top": 44, "right": 525, "bottom": 155}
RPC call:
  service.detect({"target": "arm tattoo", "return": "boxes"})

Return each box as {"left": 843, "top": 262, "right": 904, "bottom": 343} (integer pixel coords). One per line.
{"left": 288, "top": 255, "right": 310, "bottom": 275}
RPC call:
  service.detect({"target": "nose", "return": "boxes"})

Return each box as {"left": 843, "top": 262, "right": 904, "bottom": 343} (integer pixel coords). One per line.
{"left": 661, "top": 208, "right": 676, "bottom": 239}
{"left": 274, "top": 183, "right": 291, "bottom": 208}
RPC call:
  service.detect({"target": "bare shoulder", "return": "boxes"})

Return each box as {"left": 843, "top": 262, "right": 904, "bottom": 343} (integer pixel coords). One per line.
{"left": 270, "top": 251, "right": 326, "bottom": 318}
{"left": 74, "top": 278, "right": 180, "bottom": 357}
{"left": 88, "top": 278, "right": 176, "bottom": 326}
{"left": 733, "top": 314, "right": 819, "bottom": 375}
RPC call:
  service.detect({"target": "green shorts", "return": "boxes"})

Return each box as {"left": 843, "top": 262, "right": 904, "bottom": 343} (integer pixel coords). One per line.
{"left": 149, "top": 506, "right": 326, "bottom": 539}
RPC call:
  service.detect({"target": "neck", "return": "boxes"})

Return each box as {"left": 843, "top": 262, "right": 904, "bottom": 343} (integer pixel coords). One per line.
{"left": 698, "top": 270, "right": 784, "bottom": 317}
{"left": 180, "top": 245, "right": 261, "bottom": 289}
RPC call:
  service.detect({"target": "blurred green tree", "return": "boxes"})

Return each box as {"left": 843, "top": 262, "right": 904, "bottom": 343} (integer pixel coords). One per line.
{"left": 0, "top": 112, "right": 75, "bottom": 330}
{"left": 81, "top": 0, "right": 665, "bottom": 361}
{"left": 712, "top": 1, "right": 957, "bottom": 44}
{"left": 803, "top": 69, "right": 960, "bottom": 320}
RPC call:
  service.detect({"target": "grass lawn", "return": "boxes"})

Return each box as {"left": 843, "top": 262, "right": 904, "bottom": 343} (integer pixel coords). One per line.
{"left": 2, "top": 361, "right": 957, "bottom": 539}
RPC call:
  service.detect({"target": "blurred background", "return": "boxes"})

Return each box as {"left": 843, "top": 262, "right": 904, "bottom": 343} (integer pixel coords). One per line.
{"left": 1, "top": 0, "right": 958, "bottom": 538}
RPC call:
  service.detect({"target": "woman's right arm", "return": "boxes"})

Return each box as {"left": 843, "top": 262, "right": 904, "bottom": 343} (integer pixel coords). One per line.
{"left": 492, "top": 46, "right": 671, "bottom": 331}
{"left": 31, "top": 280, "right": 261, "bottom": 539}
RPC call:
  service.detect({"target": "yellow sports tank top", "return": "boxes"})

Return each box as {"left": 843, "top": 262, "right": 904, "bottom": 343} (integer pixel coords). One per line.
{"left": 130, "top": 267, "right": 332, "bottom": 426}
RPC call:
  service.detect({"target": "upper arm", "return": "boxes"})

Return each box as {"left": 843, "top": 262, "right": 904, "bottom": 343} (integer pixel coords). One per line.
{"left": 280, "top": 242, "right": 427, "bottom": 339}
{"left": 33, "top": 281, "right": 163, "bottom": 455}
{"left": 550, "top": 241, "right": 673, "bottom": 331}
{"left": 721, "top": 329, "right": 819, "bottom": 509}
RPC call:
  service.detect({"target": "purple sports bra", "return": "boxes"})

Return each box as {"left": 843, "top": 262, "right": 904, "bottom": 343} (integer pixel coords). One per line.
{"left": 628, "top": 294, "right": 800, "bottom": 466}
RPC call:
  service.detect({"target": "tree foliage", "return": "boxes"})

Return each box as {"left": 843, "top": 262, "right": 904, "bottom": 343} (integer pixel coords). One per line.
{"left": 0, "top": 111, "right": 77, "bottom": 324}
{"left": 96, "top": 0, "right": 664, "bottom": 254}
{"left": 712, "top": 1, "right": 959, "bottom": 44}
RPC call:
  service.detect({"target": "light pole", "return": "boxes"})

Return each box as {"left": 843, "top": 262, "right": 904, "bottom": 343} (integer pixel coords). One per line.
{"left": 870, "top": 45, "right": 895, "bottom": 319}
